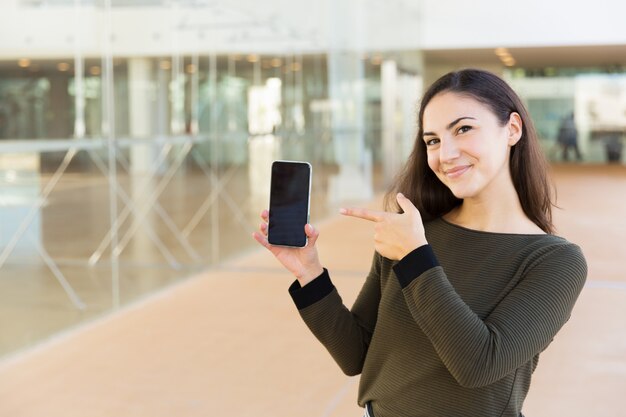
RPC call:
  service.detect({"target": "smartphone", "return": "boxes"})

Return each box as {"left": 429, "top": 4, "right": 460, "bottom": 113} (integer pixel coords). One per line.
{"left": 268, "top": 160, "right": 312, "bottom": 247}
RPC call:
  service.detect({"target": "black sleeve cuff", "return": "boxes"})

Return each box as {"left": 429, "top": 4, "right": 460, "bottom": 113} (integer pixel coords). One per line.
{"left": 288, "top": 268, "right": 334, "bottom": 310}
{"left": 393, "top": 245, "right": 439, "bottom": 289}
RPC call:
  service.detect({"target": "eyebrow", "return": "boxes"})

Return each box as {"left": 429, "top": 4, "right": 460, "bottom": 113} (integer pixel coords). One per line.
{"left": 423, "top": 116, "right": 477, "bottom": 137}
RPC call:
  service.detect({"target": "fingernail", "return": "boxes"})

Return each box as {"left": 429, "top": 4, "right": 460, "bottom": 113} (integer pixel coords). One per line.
{"left": 339, "top": 208, "right": 347, "bottom": 214}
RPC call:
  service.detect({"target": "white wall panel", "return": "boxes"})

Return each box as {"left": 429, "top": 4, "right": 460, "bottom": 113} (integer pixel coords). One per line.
{"left": 1, "top": 0, "right": 626, "bottom": 57}
{"left": 420, "top": 0, "right": 626, "bottom": 49}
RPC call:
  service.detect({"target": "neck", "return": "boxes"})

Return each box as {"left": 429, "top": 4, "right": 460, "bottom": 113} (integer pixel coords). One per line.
{"left": 445, "top": 173, "right": 542, "bottom": 234}
{"left": 447, "top": 198, "right": 522, "bottom": 233}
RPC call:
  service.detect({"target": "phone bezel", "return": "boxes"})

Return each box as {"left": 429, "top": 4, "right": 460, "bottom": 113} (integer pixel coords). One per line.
{"left": 267, "top": 160, "right": 312, "bottom": 248}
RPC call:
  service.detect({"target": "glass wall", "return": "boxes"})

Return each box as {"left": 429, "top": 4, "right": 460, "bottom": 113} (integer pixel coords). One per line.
{"left": 506, "top": 68, "right": 626, "bottom": 165}
{"left": 0, "top": 2, "right": 411, "bottom": 358}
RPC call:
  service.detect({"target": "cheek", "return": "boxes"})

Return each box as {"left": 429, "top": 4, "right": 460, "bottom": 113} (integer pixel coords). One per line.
{"left": 426, "top": 152, "right": 439, "bottom": 172}
{"left": 481, "top": 138, "right": 510, "bottom": 167}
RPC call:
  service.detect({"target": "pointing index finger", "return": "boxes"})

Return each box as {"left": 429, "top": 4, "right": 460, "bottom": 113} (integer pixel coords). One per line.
{"left": 340, "top": 207, "right": 386, "bottom": 222}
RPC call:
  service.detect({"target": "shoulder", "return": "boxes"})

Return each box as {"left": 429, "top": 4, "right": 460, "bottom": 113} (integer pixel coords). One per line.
{"left": 425, "top": 218, "right": 587, "bottom": 284}
{"left": 516, "top": 233, "right": 585, "bottom": 264}
{"left": 530, "top": 235, "right": 585, "bottom": 263}
{"left": 523, "top": 238, "right": 588, "bottom": 291}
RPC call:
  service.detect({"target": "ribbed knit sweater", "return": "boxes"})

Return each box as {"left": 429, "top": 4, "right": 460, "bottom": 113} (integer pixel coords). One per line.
{"left": 289, "top": 218, "right": 587, "bottom": 417}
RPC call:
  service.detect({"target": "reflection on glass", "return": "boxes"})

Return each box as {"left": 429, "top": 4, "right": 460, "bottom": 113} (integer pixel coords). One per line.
{"left": 0, "top": 153, "right": 41, "bottom": 259}
{"left": 248, "top": 78, "right": 282, "bottom": 135}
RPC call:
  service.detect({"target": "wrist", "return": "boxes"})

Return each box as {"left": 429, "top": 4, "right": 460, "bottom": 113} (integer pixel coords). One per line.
{"left": 297, "top": 265, "right": 325, "bottom": 286}
{"left": 399, "top": 241, "right": 428, "bottom": 260}
{"left": 393, "top": 244, "right": 439, "bottom": 289}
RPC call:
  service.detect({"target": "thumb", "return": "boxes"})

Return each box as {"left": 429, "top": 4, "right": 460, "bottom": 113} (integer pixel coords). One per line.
{"left": 396, "top": 193, "right": 419, "bottom": 215}
{"left": 305, "top": 224, "right": 320, "bottom": 247}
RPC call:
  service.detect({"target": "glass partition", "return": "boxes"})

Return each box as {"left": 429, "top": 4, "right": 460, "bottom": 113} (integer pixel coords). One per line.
{"left": 0, "top": 1, "right": 396, "bottom": 358}
{"left": 506, "top": 69, "right": 626, "bottom": 164}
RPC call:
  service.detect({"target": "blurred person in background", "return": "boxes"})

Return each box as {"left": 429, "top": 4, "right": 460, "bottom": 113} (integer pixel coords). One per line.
{"left": 557, "top": 112, "right": 582, "bottom": 162}
{"left": 253, "top": 69, "right": 587, "bottom": 417}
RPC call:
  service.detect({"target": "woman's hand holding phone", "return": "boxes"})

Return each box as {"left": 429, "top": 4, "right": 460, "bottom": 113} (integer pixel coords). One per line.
{"left": 253, "top": 209, "right": 324, "bottom": 286}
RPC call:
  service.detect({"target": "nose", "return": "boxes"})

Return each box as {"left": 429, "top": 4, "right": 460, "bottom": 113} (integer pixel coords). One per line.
{"left": 439, "top": 137, "right": 460, "bottom": 163}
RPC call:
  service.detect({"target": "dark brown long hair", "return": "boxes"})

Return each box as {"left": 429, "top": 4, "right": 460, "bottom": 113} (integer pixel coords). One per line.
{"left": 384, "top": 69, "right": 555, "bottom": 234}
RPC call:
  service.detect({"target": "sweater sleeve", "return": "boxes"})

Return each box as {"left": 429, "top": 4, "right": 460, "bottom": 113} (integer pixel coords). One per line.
{"left": 395, "top": 243, "right": 587, "bottom": 388}
{"left": 289, "top": 252, "right": 382, "bottom": 376}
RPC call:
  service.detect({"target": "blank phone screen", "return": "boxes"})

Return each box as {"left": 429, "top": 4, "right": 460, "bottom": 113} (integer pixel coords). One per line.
{"left": 268, "top": 161, "right": 311, "bottom": 247}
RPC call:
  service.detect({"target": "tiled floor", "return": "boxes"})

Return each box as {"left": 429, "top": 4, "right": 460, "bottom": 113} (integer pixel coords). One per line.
{"left": 0, "top": 164, "right": 624, "bottom": 416}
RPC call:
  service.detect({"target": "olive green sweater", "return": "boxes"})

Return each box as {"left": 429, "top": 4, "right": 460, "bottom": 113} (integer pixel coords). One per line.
{"left": 289, "top": 218, "right": 587, "bottom": 417}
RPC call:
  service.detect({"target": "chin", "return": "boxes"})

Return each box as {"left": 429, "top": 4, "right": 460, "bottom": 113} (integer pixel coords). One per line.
{"left": 447, "top": 186, "right": 477, "bottom": 200}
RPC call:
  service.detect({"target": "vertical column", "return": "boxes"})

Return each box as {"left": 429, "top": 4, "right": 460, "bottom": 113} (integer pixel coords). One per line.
{"left": 128, "top": 58, "right": 155, "bottom": 174}
{"left": 156, "top": 59, "right": 170, "bottom": 138}
{"left": 208, "top": 52, "right": 219, "bottom": 265}
{"left": 128, "top": 58, "right": 157, "bottom": 266}
{"left": 381, "top": 60, "right": 398, "bottom": 189}
{"left": 326, "top": 0, "right": 372, "bottom": 203}
{"left": 73, "top": 0, "right": 86, "bottom": 139}
{"left": 381, "top": 53, "right": 424, "bottom": 186}
{"left": 49, "top": 74, "right": 73, "bottom": 138}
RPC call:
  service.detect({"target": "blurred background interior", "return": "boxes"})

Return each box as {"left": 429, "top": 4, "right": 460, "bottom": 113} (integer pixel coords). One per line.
{"left": 1, "top": 0, "right": 625, "bottom": 359}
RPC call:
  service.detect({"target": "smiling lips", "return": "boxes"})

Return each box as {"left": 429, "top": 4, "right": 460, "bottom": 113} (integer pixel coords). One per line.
{"left": 443, "top": 165, "right": 472, "bottom": 179}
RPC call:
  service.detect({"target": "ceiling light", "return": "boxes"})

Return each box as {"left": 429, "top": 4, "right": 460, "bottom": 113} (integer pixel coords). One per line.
{"left": 57, "top": 62, "right": 70, "bottom": 72}
{"left": 247, "top": 54, "right": 259, "bottom": 63}
{"left": 18, "top": 58, "right": 31, "bottom": 68}
{"left": 160, "top": 60, "right": 171, "bottom": 70}
{"left": 494, "top": 47, "right": 509, "bottom": 57}
{"left": 89, "top": 66, "right": 101, "bottom": 76}
{"left": 186, "top": 63, "right": 196, "bottom": 73}
{"left": 271, "top": 58, "right": 282, "bottom": 68}
{"left": 497, "top": 47, "right": 516, "bottom": 67}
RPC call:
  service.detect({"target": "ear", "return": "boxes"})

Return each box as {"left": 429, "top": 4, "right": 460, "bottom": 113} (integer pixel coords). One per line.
{"left": 507, "top": 112, "right": 523, "bottom": 146}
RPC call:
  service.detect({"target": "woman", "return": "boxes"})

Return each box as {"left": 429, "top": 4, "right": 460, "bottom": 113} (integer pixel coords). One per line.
{"left": 252, "top": 69, "right": 587, "bottom": 417}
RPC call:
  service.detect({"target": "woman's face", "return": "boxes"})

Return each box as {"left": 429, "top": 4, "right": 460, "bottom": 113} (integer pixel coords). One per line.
{"left": 422, "top": 91, "right": 522, "bottom": 200}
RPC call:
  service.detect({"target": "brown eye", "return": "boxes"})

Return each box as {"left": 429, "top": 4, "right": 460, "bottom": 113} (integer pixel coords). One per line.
{"left": 426, "top": 138, "right": 440, "bottom": 146}
{"left": 457, "top": 125, "right": 472, "bottom": 134}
